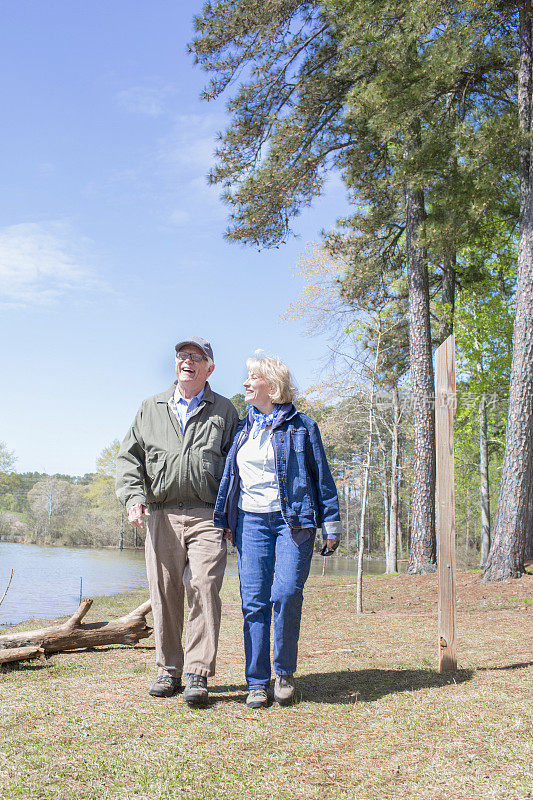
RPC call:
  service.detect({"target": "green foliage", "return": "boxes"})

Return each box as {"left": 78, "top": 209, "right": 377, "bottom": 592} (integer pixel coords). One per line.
{"left": 26, "top": 478, "right": 85, "bottom": 545}
{"left": 230, "top": 393, "right": 247, "bottom": 418}
{"left": 0, "top": 441, "right": 16, "bottom": 473}
{"left": 0, "top": 440, "right": 142, "bottom": 548}
{"left": 451, "top": 215, "right": 516, "bottom": 561}
{"left": 455, "top": 219, "right": 516, "bottom": 400}
{"left": 192, "top": 0, "right": 517, "bottom": 255}
{"left": 96, "top": 440, "right": 120, "bottom": 477}
{"left": 0, "top": 471, "right": 44, "bottom": 514}
{"left": 454, "top": 216, "right": 515, "bottom": 453}
{"left": 191, "top": 1, "right": 353, "bottom": 246}
{"left": 294, "top": 396, "right": 331, "bottom": 424}
{"left": 85, "top": 441, "right": 141, "bottom": 548}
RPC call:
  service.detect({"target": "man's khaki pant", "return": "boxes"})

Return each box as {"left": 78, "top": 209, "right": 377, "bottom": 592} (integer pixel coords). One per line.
{"left": 145, "top": 507, "right": 226, "bottom": 678}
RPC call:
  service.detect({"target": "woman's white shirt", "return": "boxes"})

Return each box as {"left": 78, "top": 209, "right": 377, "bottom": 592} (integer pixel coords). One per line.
{"left": 237, "top": 424, "right": 281, "bottom": 513}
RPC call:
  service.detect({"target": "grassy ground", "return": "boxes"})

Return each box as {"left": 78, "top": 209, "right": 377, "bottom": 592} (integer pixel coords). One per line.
{"left": 1, "top": 571, "right": 531, "bottom": 800}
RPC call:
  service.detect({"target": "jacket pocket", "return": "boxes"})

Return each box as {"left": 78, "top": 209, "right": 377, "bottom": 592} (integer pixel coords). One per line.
{"left": 202, "top": 454, "right": 225, "bottom": 502}
{"left": 145, "top": 453, "right": 167, "bottom": 502}
{"left": 205, "top": 417, "right": 225, "bottom": 454}
{"left": 290, "top": 428, "right": 307, "bottom": 452}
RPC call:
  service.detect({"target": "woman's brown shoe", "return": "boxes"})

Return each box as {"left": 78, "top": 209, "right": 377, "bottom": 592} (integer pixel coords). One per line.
{"left": 274, "top": 675, "right": 296, "bottom": 706}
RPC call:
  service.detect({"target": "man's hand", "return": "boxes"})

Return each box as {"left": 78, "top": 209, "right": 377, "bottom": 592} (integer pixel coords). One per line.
{"left": 128, "top": 503, "right": 150, "bottom": 529}
{"left": 222, "top": 528, "right": 232, "bottom": 541}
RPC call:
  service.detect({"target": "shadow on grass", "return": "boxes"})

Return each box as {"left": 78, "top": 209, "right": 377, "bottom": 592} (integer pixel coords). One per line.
{"left": 207, "top": 682, "right": 248, "bottom": 706}
{"left": 0, "top": 643, "right": 157, "bottom": 673}
{"left": 294, "top": 667, "right": 474, "bottom": 704}
{"left": 0, "top": 659, "right": 54, "bottom": 673}
{"left": 477, "top": 661, "right": 533, "bottom": 672}
{"left": 204, "top": 667, "right": 474, "bottom": 707}
{"left": 65, "top": 644, "right": 156, "bottom": 653}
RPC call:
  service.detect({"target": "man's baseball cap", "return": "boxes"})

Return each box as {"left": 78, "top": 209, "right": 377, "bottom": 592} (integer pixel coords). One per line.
{"left": 175, "top": 336, "right": 214, "bottom": 362}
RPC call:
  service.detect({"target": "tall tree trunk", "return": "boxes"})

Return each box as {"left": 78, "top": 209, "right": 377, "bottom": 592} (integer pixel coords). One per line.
{"left": 397, "top": 462, "right": 404, "bottom": 561}
{"left": 479, "top": 395, "right": 491, "bottom": 566}
{"left": 483, "top": 3, "right": 533, "bottom": 580}
{"left": 526, "top": 486, "right": 533, "bottom": 560}
{"left": 405, "top": 148, "right": 437, "bottom": 574}
{"left": 465, "top": 485, "right": 470, "bottom": 560}
{"left": 387, "top": 387, "right": 400, "bottom": 573}
{"left": 345, "top": 473, "right": 350, "bottom": 555}
{"left": 356, "top": 325, "right": 381, "bottom": 612}
{"left": 377, "top": 433, "right": 390, "bottom": 564}
{"left": 439, "top": 253, "right": 456, "bottom": 342}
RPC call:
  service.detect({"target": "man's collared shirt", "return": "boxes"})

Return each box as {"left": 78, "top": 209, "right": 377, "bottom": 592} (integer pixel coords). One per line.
{"left": 168, "top": 385, "right": 205, "bottom": 432}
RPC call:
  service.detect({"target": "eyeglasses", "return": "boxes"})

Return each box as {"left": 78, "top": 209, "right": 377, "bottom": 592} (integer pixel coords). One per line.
{"left": 176, "top": 350, "right": 207, "bottom": 363}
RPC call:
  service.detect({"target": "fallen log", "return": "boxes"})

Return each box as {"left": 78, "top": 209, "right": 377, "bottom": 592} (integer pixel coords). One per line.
{"left": 0, "top": 599, "right": 153, "bottom": 654}
{"left": 0, "top": 646, "right": 45, "bottom": 664}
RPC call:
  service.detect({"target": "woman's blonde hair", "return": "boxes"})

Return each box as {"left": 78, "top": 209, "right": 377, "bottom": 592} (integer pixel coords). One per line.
{"left": 246, "top": 353, "right": 297, "bottom": 404}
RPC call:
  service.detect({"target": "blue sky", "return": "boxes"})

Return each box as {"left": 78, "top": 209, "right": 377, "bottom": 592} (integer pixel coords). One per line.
{"left": 0, "top": 1, "right": 348, "bottom": 475}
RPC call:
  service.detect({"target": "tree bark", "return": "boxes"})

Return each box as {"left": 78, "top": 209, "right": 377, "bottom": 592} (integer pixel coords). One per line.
{"left": 0, "top": 646, "right": 45, "bottom": 664}
{"left": 377, "top": 432, "right": 390, "bottom": 565}
{"left": 465, "top": 485, "right": 471, "bottom": 560}
{"left": 526, "top": 486, "right": 533, "bottom": 559}
{"left": 479, "top": 395, "right": 491, "bottom": 566}
{"left": 397, "top": 515, "right": 404, "bottom": 560}
{"left": 483, "top": 2, "right": 533, "bottom": 580}
{"left": 356, "top": 325, "right": 381, "bottom": 612}
{"left": 397, "top": 464, "right": 404, "bottom": 561}
{"left": 0, "top": 599, "right": 153, "bottom": 653}
{"left": 345, "top": 472, "right": 350, "bottom": 556}
{"left": 387, "top": 386, "right": 400, "bottom": 573}
{"left": 382, "top": 470, "right": 390, "bottom": 562}
{"left": 405, "top": 152, "right": 437, "bottom": 574}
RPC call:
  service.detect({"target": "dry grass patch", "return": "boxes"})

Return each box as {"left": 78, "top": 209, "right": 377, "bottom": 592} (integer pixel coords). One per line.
{"left": 1, "top": 571, "right": 531, "bottom": 800}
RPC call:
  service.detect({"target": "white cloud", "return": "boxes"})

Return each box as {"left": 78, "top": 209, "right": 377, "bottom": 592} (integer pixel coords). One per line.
{"left": 155, "top": 114, "right": 230, "bottom": 225}
{"left": 0, "top": 222, "right": 106, "bottom": 308}
{"left": 158, "top": 114, "right": 223, "bottom": 173}
{"left": 37, "top": 162, "right": 56, "bottom": 176}
{"left": 116, "top": 85, "right": 176, "bottom": 117}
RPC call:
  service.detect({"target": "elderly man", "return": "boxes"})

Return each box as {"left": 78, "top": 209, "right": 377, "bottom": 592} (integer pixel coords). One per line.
{"left": 116, "top": 337, "right": 239, "bottom": 707}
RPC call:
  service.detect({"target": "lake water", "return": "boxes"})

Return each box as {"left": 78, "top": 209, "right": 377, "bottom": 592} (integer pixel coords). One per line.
{"left": 0, "top": 541, "right": 386, "bottom": 626}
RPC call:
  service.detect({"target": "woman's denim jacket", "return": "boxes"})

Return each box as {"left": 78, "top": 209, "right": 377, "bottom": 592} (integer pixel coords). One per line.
{"left": 213, "top": 403, "right": 342, "bottom": 542}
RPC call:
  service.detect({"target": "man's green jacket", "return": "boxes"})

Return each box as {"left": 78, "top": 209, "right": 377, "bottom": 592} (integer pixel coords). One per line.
{"left": 115, "top": 381, "right": 239, "bottom": 511}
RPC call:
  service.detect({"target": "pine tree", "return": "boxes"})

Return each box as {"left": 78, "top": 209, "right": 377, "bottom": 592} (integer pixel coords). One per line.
{"left": 191, "top": 0, "right": 520, "bottom": 574}
{"left": 483, "top": 1, "right": 533, "bottom": 580}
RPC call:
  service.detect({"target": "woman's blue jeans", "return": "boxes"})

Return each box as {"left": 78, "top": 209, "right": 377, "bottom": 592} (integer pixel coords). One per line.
{"left": 235, "top": 510, "right": 315, "bottom": 688}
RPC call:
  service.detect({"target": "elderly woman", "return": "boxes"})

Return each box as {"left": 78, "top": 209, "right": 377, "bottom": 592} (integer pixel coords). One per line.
{"left": 214, "top": 355, "right": 341, "bottom": 709}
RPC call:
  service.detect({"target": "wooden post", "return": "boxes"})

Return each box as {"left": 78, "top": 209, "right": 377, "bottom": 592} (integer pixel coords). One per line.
{"left": 435, "top": 334, "right": 457, "bottom": 673}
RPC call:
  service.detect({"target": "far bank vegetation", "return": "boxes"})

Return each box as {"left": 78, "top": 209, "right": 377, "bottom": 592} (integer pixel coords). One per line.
{"left": 0, "top": 441, "right": 140, "bottom": 550}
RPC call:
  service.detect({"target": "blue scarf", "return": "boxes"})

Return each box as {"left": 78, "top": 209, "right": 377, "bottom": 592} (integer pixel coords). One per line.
{"left": 250, "top": 405, "right": 280, "bottom": 438}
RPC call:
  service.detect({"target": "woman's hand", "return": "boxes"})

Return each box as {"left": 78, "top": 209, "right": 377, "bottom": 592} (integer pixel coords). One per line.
{"left": 321, "top": 538, "right": 339, "bottom": 556}
{"left": 222, "top": 528, "right": 233, "bottom": 541}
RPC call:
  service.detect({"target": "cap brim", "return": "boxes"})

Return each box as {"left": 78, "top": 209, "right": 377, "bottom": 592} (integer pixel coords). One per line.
{"left": 175, "top": 340, "right": 211, "bottom": 359}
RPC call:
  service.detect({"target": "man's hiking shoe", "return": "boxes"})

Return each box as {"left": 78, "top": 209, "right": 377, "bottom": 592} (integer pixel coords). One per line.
{"left": 184, "top": 673, "right": 208, "bottom": 707}
{"left": 148, "top": 675, "right": 182, "bottom": 698}
{"left": 274, "top": 674, "right": 296, "bottom": 706}
{"left": 246, "top": 687, "right": 269, "bottom": 709}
